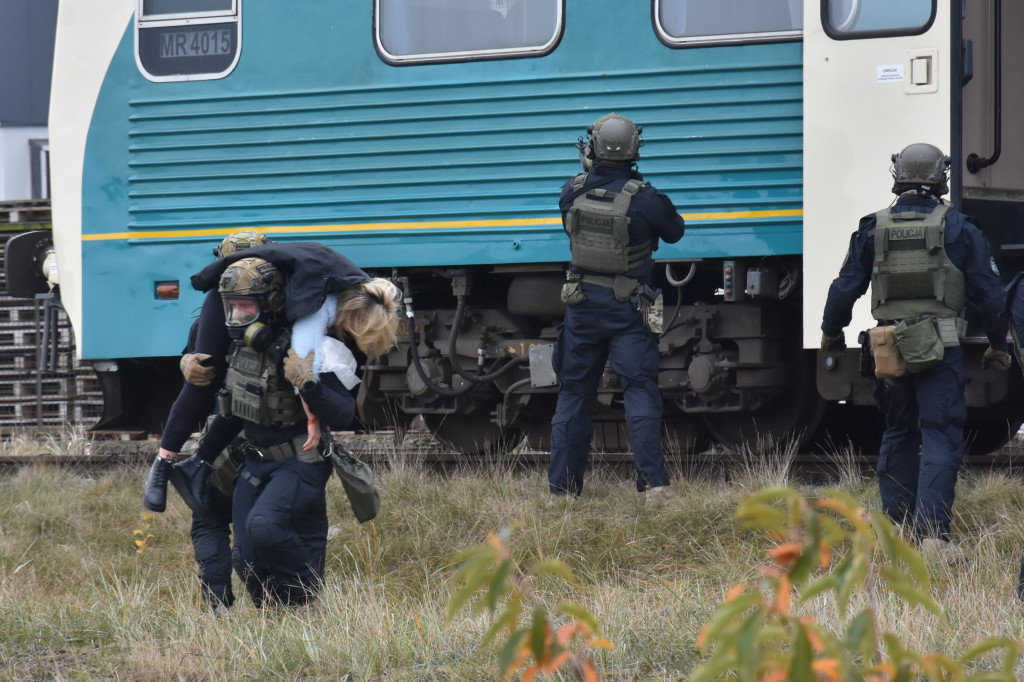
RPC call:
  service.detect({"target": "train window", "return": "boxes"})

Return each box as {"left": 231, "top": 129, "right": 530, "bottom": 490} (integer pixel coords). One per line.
{"left": 823, "top": 0, "right": 934, "bottom": 38}
{"left": 375, "top": 0, "right": 562, "bottom": 64}
{"left": 655, "top": 0, "right": 802, "bottom": 46}
{"left": 135, "top": 0, "right": 240, "bottom": 81}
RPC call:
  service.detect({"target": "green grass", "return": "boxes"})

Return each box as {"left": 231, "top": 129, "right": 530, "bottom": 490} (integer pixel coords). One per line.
{"left": 2, "top": 443, "right": 1024, "bottom": 680}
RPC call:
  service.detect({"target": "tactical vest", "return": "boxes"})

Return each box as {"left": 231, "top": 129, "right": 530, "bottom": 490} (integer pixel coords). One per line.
{"left": 566, "top": 173, "right": 651, "bottom": 275}
{"left": 223, "top": 329, "right": 303, "bottom": 428}
{"left": 870, "top": 204, "right": 966, "bottom": 321}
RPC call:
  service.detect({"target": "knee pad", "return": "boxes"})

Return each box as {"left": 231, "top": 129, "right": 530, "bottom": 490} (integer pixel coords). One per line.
{"left": 248, "top": 513, "right": 285, "bottom": 551}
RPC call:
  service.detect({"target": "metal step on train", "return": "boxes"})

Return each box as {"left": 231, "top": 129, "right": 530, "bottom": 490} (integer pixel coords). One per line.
{"left": 0, "top": 200, "right": 104, "bottom": 429}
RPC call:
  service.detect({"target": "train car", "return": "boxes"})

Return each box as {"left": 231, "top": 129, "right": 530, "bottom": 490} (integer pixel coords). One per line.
{"left": 14, "top": 0, "right": 1023, "bottom": 454}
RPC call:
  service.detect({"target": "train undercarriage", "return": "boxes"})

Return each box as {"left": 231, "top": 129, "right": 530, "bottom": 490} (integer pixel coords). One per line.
{"left": 353, "top": 258, "right": 1024, "bottom": 457}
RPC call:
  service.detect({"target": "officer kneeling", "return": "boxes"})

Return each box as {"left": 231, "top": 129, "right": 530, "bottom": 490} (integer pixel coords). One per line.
{"left": 820, "top": 143, "right": 1010, "bottom": 560}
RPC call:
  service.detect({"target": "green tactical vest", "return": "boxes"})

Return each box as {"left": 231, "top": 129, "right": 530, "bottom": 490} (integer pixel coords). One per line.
{"left": 566, "top": 173, "right": 651, "bottom": 275}
{"left": 870, "top": 204, "right": 966, "bottom": 321}
{"left": 224, "top": 329, "right": 303, "bottom": 428}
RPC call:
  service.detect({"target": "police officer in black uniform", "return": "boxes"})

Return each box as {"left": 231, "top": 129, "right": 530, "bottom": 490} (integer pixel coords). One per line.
{"left": 548, "top": 113, "right": 685, "bottom": 499}
{"left": 142, "top": 230, "right": 270, "bottom": 611}
{"left": 1002, "top": 270, "right": 1024, "bottom": 597}
{"left": 186, "top": 243, "right": 398, "bottom": 607}
{"left": 820, "top": 143, "right": 1010, "bottom": 558}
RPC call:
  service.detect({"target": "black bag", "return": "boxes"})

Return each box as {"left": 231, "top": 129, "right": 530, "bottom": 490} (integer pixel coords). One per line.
{"left": 329, "top": 443, "right": 380, "bottom": 523}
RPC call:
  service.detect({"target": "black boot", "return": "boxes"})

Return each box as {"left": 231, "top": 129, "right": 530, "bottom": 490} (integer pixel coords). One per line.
{"left": 169, "top": 454, "right": 212, "bottom": 516}
{"left": 143, "top": 457, "right": 174, "bottom": 512}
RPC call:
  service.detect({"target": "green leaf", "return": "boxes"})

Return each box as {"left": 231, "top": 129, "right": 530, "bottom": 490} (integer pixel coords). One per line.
{"left": 845, "top": 610, "right": 877, "bottom": 661}
{"left": 529, "top": 608, "right": 549, "bottom": 661}
{"left": 880, "top": 566, "right": 943, "bottom": 617}
{"left": 798, "top": 574, "right": 837, "bottom": 605}
{"left": 498, "top": 629, "right": 528, "bottom": 675}
{"left": 698, "top": 592, "right": 763, "bottom": 650}
{"left": 531, "top": 558, "right": 574, "bottom": 583}
{"left": 788, "top": 622, "right": 815, "bottom": 682}
{"left": 689, "top": 650, "right": 741, "bottom": 682}
{"left": 482, "top": 602, "right": 523, "bottom": 648}
{"left": 557, "top": 602, "right": 599, "bottom": 633}
{"left": 960, "top": 636, "right": 1020, "bottom": 664}
{"left": 446, "top": 558, "right": 502, "bottom": 622}
{"left": 484, "top": 560, "right": 512, "bottom": 613}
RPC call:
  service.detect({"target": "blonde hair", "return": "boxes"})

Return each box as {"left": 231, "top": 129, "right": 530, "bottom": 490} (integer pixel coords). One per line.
{"left": 334, "top": 278, "right": 400, "bottom": 359}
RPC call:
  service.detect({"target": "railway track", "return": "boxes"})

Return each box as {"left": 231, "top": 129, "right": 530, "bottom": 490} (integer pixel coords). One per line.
{"left": 2, "top": 429, "right": 1023, "bottom": 478}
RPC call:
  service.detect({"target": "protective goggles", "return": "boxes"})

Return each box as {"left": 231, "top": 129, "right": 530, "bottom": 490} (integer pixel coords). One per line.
{"left": 222, "top": 296, "right": 262, "bottom": 327}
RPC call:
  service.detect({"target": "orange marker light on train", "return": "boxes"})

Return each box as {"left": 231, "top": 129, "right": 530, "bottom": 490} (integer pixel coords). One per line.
{"left": 155, "top": 282, "right": 180, "bottom": 299}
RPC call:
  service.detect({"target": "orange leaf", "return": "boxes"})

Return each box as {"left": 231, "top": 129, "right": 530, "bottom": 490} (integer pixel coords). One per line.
{"left": 772, "top": 574, "right": 791, "bottom": 615}
{"left": 768, "top": 541, "right": 804, "bottom": 568}
{"left": 725, "top": 583, "right": 749, "bottom": 602}
{"left": 521, "top": 666, "right": 537, "bottom": 682}
{"left": 540, "top": 651, "right": 572, "bottom": 673}
{"left": 487, "top": 531, "right": 504, "bottom": 551}
{"left": 696, "top": 626, "right": 708, "bottom": 648}
{"left": 761, "top": 671, "right": 787, "bottom": 682}
{"left": 583, "top": 660, "right": 599, "bottom": 682}
{"left": 812, "top": 658, "right": 840, "bottom": 676}
{"left": 819, "top": 540, "right": 831, "bottom": 569}
{"left": 557, "top": 623, "right": 580, "bottom": 646}
{"left": 799, "top": 617, "right": 825, "bottom": 651}
{"left": 590, "top": 637, "right": 614, "bottom": 650}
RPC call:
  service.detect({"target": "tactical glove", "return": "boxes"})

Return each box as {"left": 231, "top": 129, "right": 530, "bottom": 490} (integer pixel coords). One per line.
{"left": 180, "top": 352, "right": 215, "bottom": 386}
{"left": 284, "top": 349, "right": 318, "bottom": 391}
{"left": 982, "top": 346, "right": 1012, "bottom": 372}
{"left": 820, "top": 332, "right": 847, "bottom": 360}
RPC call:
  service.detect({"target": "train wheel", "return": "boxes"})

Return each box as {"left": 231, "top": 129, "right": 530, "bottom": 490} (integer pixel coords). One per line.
{"left": 422, "top": 413, "right": 523, "bottom": 455}
{"left": 700, "top": 351, "right": 827, "bottom": 452}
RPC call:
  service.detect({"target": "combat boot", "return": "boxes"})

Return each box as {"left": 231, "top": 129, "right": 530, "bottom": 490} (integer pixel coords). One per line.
{"left": 169, "top": 454, "right": 212, "bottom": 516}
{"left": 143, "top": 456, "right": 174, "bottom": 512}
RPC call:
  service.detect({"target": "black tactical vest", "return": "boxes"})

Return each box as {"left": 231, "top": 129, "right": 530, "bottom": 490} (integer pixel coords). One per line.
{"left": 870, "top": 204, "right": 966, "bottom": 321}
{"left": 566, "top": 173, "right": 651, "bottom": 275}
{"left": 223, "top": 329, "right": 303, "bottom": 428}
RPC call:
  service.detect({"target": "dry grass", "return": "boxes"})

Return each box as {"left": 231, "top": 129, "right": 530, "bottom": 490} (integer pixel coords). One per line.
{"left": 1, "top": 435, "right": 1024, "bottom": 680}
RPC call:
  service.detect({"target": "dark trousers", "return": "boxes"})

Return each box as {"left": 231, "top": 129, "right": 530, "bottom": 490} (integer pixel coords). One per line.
{"left": 232, "top": 456, "right": 332, "bottom": 606}
{"left": 190, "top": 487, "right": 234, "bottom": 607}
{"left": 873, "top": 347, "right": 965, "bottom": 539}
{"left": 549, "top": 283, "right": 670, "bottom": 496}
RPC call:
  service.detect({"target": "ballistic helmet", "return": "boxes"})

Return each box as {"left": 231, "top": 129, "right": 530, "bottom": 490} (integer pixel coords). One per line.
{"left": 588, "top": 113, "right": 643, "bottom": 162}
{"left": 891, "top": 143, "right": 951, "bottom": 196}
{"left": 218, "top": 257, "right": 285, "bottom": 317}
{"left": 214, "top": 231, "right": 271, "bottom": 259}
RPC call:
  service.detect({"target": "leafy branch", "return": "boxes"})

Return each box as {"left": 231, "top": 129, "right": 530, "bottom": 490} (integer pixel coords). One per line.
{"left": 692, "top": 486, "right": 1021, "bottom": 681}
{"left": 447, "top": 526, "right": 612, "bottom": 681}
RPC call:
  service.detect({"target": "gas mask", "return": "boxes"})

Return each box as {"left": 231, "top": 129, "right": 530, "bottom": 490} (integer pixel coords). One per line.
{"left": 223, "top": 295, "right": 275, "bottom": 351}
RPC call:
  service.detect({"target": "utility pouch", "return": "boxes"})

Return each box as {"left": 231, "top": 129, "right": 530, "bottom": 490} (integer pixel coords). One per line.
{"left": 209, "top": 447, "right": 241, "bottom": 498}
{"left": 643, "top": 292, "right": 664, "bottom": 334}
{"left": 560, "top": 281, "right": 586, "bottom": 306}
{"left": 612, "top": 275, "right": 638, "bottom": 302}
{"left": 935, "top": 317, "right": 964, "bottom": 348}
{"left": 329, "top": 440, "right": 380, "bottom": 523}
{"left": 868, "top": 326, "right": 905, "bottom": 379}
{"left": 893, "top": 317, "right": 945, "bottom": 373}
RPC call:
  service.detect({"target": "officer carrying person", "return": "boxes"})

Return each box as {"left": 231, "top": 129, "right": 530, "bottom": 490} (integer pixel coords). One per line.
{"left": 820, "top": 143, "right": 1011, "bottom": 560}
{"left": 177, "top": 242, "right": 399, "bottom": 607}
{"left": 548, "top": 112, "right": 685, "bottom": 500}
{"left": 142, "top": 230, "right": 270, "bottom": 612}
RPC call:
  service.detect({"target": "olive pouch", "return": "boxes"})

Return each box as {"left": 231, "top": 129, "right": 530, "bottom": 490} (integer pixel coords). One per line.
{"left": 868, "top": 325, "right": 905, "bottom": 379}
{"left": 893, "top": 317, "right": 945, "bottom": 373}
{"left": 560, "top": 281, "right": 586, "bottom": 306}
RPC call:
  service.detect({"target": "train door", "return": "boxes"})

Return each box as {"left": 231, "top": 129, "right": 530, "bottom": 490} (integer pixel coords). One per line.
{"left": 959, "top": 0, "right": 1024, "bottom": 279}
{"left": 803, "top": 0, "right": 951, "bottom": 349}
